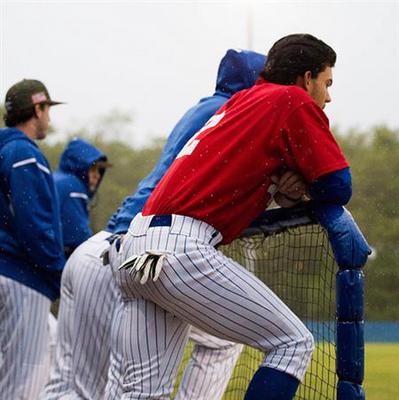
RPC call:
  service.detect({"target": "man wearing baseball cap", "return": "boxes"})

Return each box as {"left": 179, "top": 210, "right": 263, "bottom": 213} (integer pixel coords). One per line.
{"left": 3, "top": 79, "right": 64, "bottom": 139}
{"left": 0, "top": 79, "right": 66, "bottom": 398}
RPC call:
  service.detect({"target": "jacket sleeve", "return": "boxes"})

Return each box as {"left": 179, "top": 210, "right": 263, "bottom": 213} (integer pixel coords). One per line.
{"left": 60, "top": 189, "right": 92, "bottom": 250}
{"left": 309, "top": 167, "right": 352, "bottom": 205}
{"left": 6, "top": 144, "right": 65, "bottom": 271}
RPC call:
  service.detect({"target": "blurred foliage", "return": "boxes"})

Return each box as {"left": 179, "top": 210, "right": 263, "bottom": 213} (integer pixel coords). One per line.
{"left": 335, "top": 126, "right": 399, "bottom": 320}
{"left": 1, "top": 104, "right": 398, "bottom": 319}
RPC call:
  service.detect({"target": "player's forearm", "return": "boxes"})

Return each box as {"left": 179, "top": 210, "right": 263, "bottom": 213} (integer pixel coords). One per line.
{"left": 309, "top": 168, "right": 352, "bottom": 205}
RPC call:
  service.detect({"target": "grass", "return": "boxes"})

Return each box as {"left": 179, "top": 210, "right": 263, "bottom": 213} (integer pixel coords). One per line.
{"left": 364, "top": 343, "right": 399, "bottom": 400}
{"left": 174, "top": 342, "right": 399, "bottom": 399}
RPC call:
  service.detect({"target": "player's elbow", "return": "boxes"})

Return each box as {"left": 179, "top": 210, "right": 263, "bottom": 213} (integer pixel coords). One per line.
{"left": 338, "top": 183, "right": 352, "bottom": 205}
{"left": 309, "top": 168, "right": 352, "bottom": 205}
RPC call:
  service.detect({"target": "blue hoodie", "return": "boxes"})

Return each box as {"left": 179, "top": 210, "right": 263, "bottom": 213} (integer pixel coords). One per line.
{"left": 54, "top": 138, "right": 107, "bottom": 252}
{"left": 0, "top": 127, "right": 65, "bottom": 301}
{"left": 107, "top": 49, "right": 266, "bottom": 233}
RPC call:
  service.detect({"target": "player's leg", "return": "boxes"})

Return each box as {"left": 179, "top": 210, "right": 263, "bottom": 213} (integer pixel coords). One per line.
{"left": 105, "top": 288, "right": 242, "bottom": 400}
{"left": 0, "top": 275, "right": 51, "bottom": 399}
{"left": 71, "top": 235, "right": 116, "bottom": 399}
{"left": 118, "top": 297, "right": 191, "bottom": 399}
{"left": 47, "top": 313, "right": 59, "bottom": 378}
{"left": 116, "top": 215, "right": 314, "bottom": 399}
{"left": 167, "top": 251, "right": 313, "bottom": 399}
{"left": 175, "top": 327, "right": 243, "bottom": 400}
{"left": 41, "top": 231, "right": 114, "bottom": 400}
{"left": 104, "top": 290, "right": 124, "bottom": 400}
{"left": 39, "top": 246, "right": 78, "bottom": 399}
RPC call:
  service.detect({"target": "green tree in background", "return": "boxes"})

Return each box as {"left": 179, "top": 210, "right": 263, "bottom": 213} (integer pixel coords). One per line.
{"left": 337, "top": 127, "right": 399, "bottom": 320}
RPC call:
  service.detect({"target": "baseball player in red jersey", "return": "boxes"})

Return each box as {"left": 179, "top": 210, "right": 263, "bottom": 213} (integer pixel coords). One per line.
{"left": 112, "top": 34, "right": 351, "bottom": 399}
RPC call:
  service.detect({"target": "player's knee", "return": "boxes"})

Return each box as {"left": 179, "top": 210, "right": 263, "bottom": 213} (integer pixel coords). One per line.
{"left": 288, "top": 326, "right": 315, "bottom": 370}
{"left": 302, "top": 328, "right": 315, "bottom": 359}
{"left": 286, "top": 328, "right": 315, "bottom": 381}
{"left": 295, "top": 328, "right": 315, "bottom": 377}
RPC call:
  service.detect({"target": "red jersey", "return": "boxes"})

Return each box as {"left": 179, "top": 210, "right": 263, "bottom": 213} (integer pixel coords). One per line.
{"left": 143, "top": 81, "right": 349, "bottom": 244}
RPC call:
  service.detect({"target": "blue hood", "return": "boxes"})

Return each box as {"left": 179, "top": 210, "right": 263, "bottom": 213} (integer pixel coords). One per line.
{"left": 215, "top": 49, "right": 267, "bottom": 96}
{"left": 58, "top": 138, "right": 107, "bottom": 185}
{"left": 0, "top": 127, "right": 34, "bottom": 150}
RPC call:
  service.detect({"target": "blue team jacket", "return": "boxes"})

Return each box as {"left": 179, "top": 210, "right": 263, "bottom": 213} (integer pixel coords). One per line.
{"left": 0, "top": 128, "right": 65, "bottom": 301}
{"left": 107, "top": 49, "right": 267, "bottom": 233}
{"left": 54, "top": 138, "right": 107, "bottom": 252}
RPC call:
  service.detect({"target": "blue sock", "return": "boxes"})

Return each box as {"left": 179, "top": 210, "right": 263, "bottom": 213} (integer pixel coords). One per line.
{"left": 244, "top": 367, "right": 300, "bottom": 400}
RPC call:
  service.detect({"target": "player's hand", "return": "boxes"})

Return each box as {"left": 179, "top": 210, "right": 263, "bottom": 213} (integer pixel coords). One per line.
{"left": 271, "top": 170, "right": 308, "bottom": 200}
{"left": 273, "top": 192, "right": 301, "bottom": 208}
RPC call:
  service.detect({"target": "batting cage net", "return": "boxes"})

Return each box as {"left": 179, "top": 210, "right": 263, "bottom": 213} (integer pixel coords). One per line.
{"left": 174, "top": 206, "right": 338, "bottom": 399}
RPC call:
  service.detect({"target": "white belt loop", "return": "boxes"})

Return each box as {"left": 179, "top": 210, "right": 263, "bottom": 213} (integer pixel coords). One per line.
{"left": 128, "top": 213, "right": 152, "bottom": 236}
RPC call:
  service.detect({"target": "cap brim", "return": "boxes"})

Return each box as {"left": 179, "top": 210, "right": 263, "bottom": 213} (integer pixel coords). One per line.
{"left": 48, "top": 101, "right": 65, "bottom": 106}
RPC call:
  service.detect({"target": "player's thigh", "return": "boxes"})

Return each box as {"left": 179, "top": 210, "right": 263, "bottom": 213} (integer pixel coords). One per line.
{"left": 141, "top": 244, "right": 311, "bottom": 354}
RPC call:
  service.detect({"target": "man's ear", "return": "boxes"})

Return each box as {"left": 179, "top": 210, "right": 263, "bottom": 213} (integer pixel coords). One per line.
{"left": 296, "top": 71, "right": 313, "bottom": 91}
{"left": 303, "top": 71, "right": 313, "bottom": 90}
{"left": 33, "top": 104, "right": 41, "bottom": 119}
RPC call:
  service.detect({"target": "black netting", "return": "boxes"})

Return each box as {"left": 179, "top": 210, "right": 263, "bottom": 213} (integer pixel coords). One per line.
{"left": 174, "top": 223, "right": 337, "bottom": 399}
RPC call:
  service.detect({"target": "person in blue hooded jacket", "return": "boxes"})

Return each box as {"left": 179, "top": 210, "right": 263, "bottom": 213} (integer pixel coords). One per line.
{"left": 108, "top": 48, "right": 266, "bottom": 234}
{"left": 41, "top": 49, "right": 266, "bottom": 400}
{"left": 0, "top": 79, "right": 65, "bottom": 399}
{"left": 53, "top": 138, "right": 110, "bottom": 258}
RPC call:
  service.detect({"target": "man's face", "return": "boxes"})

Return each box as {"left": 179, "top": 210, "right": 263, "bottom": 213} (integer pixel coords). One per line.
{"left": 88, "top": 164, "right": 102, "bottom": 192}
{"left": 306, "top": 67, "right": 333, "bottom": 109}
{"left": 35, "top": 103, "right": 51, "bottom": 140}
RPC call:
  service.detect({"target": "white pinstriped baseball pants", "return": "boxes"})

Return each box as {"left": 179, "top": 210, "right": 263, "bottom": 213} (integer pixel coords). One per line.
{"left": 107, "top": 249, "right": 243, "bottom": 400}
{"left": 0, "top": 275, "right": 51, "bottom": 400}
{"left": 41, "top": 231, "right": 242, "bottom": 400}
{"left": 114, "top": 214, "right": 314, "bottom": 399}
{"left": 40, "top": 231, "right": 115, "bottom": 400}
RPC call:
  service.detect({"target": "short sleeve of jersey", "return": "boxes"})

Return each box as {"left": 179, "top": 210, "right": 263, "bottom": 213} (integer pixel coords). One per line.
{"left": 280, "top": 101, "right": 349, "bottom": 182}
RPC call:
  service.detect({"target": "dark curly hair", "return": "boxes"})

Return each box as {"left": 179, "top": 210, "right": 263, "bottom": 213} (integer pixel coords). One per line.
{"left": 261, "top": 33, "right": 336, "bottom": 85}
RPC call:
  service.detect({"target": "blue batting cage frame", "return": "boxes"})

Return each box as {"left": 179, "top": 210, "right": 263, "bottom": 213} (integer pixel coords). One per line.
{"left": 246, "top": 204, "right": 369, "bottom": 400}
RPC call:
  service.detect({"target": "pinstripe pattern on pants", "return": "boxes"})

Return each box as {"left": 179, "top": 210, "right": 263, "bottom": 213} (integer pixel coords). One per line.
{"left": 41, "top": 229, "right": 243, "bottom": 400}
{"left": 105, "top": 277, "right": 243, "bottom": 400}
{"left": 0, "top": 275, "right": 51, "bottom": 400}
{"left": 113, "top": 213, "right": 314, "bottom": 398}
{"left": 40, "top": 231, "right": 115, "bottom": 400}
{"left": 174, "top": 327, "right": 243, "bottom": 400}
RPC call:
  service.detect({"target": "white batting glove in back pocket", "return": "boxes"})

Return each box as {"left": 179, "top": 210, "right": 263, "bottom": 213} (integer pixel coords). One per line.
{"left": 118, "top": 250, "right": 169, "bottom": 284}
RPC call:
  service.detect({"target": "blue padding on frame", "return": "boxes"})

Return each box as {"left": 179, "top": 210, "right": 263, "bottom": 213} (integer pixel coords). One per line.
{"left": 336, "top": 321, "right": 364, "bottom": 384}
{"left": 336, "top": 270, "right": 364, "bottom": 321}
{"left": 337, "top": 381, "right": 365, "bottom": 400}
{"left": 312, "top": 204, "right": 371, "bottom": 268}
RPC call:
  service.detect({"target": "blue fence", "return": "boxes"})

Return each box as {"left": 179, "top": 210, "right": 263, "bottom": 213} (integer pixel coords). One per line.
{"left": 305, "top": 321, "right": 399, "bottom": 343}
{"left": 363, "top": 321, "right": 399, "bottom": 342}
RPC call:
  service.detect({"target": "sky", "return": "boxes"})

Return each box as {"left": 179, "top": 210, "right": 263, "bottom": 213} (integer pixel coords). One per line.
{"left": 1, "top": 0, "right": 398, "bottom": 147}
